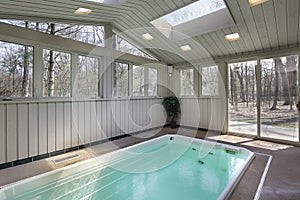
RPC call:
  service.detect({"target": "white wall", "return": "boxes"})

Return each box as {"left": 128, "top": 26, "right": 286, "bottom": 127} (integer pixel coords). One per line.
{"left": 0, "top": 98, "right": 165, "bottom": 164}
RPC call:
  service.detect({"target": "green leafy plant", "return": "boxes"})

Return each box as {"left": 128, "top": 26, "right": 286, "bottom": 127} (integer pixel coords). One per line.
{"left": 162, "top": 96, "right": 181, "bottom": 128}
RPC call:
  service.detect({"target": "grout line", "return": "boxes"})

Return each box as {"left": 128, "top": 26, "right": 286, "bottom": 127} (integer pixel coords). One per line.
{"left": 253, "top": 152, "right": 273, "bottom": 200}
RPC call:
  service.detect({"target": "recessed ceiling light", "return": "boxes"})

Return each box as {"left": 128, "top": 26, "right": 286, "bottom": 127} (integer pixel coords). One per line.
{"left": 225, "top": 33, "right": 240, "bottom": 41}
{"left": 249, "top": 0, "right": 269, "bottom": 7}
{"left": 142, "top": 33, "right": 153, "bottom": 41}
{"left": 74, "top": 8, "right": 93, "bottom": 15}
{"left": 180, "top": 45, "right": 192, "bottom": 51}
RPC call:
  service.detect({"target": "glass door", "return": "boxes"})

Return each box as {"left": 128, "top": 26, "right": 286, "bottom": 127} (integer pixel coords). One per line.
{"left": 228, "top": 61, "right": 258, "bottom": 135}
{"left": 260, "top": 55, "right": 299, "bottom": 142}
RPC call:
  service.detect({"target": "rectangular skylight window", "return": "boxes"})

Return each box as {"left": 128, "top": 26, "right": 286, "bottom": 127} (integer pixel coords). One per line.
{"left": 86, "top": 0, "right": 127, "bottom": 7}
{"left": 150, "top": 0, "right": 235, "bottom": 41}
{"left": 162, "top": 0, "right": 226, "bottom": 26}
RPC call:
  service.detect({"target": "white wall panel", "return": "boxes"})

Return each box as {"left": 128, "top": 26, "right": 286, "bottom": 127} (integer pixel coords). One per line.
{"left": 47, "top": 103, "right": 56, "bottom": 153}
{"left": 84, "top": 102, "right": 91, "bottom": 144}
{"left": 56, "top": 103, "right": 64, "bottom": 151}
{"left": 71, "top": 102, "right": 79, "bottom": 147}
{"left": 28, "top": 104, "right": 38, "bottom": 157}
{"left": 90, "top": 102, "right": 97, "bottom": 143}
{"left": 0, "top": 105, "right": 6, "bottom": 163}
{"left": 38, "top": 103, "right": 47, "bottom": 154}
{"left": 18, "top": 104, "right": 28, "bottom": 159}
{"left": 6, "top": 104, "right": 17, "bottom": 162}
{"left": 78, "top": 102, "right": 85, "bottom": 145}
{"left": 64, "top": 102, "right": 71, "bottom": 149}
{"left": 0, "top": 98, "right": 164, "bottom": 164}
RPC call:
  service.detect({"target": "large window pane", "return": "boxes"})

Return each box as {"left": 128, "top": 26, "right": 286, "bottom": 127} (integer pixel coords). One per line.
{"left": 1, "top": 20, "right": 104, "bottom": 47}
{"left": 228, "top": 61, "right": 257, "bottom": 135}
{"left": 43, "top": 49, "right": 71, "bottom": 97}
{"left": 180, "top": 68, "right": 194, "bottom": 96}
{"left": 77, "top": 56, "right": 99, "bottom": 97}
{"left": 148, "top": 68, "right": 157, "bottom": 96}
{"left": 113, "top": 34, "right": 157, "bottom": 60}
{"left": 133, "top": 65, "right": 145, "bottom": 96}
{"left": 260, "top": 55, "right": 299, "bottom": 141}
{"left": 202, "top": 66, "right": 218, "bottom": 96}
{"left": 0, "top": 41, "right": 33, "bottom": 97}
{"left": 113, "top": 62, "right": 129, "bottom": 97}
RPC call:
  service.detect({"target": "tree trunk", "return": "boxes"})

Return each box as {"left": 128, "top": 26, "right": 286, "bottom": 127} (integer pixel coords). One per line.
{"left": 48, "top": 23, "right": 56, "bottom": 96}
{"left": 286, "top": 56, "right": 297, "bottom": 110}
{"left": 237, "top": 69, "right": 246, "bottom": 102}
{"left": 271, "top": 59, "right": 280, "bottom": 110}
{"left": 276, "top": 58, "right": 290, "bottom": 105}
{"left": 22, "top": 21, "right": 30, "bottom": 97}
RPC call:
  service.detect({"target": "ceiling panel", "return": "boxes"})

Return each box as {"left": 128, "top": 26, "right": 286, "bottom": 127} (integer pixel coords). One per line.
{"left": 0, "top": 0, "right": 298, "bottom": 64}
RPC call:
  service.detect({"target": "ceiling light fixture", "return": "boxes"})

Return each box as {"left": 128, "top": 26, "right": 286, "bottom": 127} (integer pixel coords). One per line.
{"left": 74, "top": 8, "right": 93, "bottom": 15}
{"left": 180, "top": 45, "right": 192, "bottom": 51}
{"left": 249, "top": 0, "right": 269, "bottom": 7}
{"left": 142, "top": 33, "right": 153, "bottom": 41}
{"left": 225, "top": 33, "right": 240, "bottom": 41}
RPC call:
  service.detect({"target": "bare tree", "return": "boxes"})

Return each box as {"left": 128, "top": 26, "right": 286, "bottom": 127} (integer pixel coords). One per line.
{"left": 270, "top": 58, "right": 280, "bottom": 110}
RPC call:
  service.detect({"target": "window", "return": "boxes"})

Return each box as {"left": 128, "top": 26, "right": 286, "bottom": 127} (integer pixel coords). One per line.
{"left": 132, "top": 65, "right": 145, "bottom": 96}
{"left": 148, "top": 68, "right": 158, "bottom": 96}
{"left": 113, "top": 62, "right": 129, "bottom": 97}
{"left": 77, "top": 56, "right": 100, "bottom": 97}
{"left": 180, "top": 68, "right": 194, "bottom": 96}
{"left": 202, "top": 66, "right": 218, "bottom": 96}
{"left": 228, "top": 61, "right": 257, "bottom": 136}
{"left": 150, "top": 0, "right": 233, "bottom": 40}
{"left": 162, "top": 0, "right": 225, "bottom": 26}
{"left": 0, "top": 20, "right": 104, "bottom": 47}
{"left": 0, "top": 41, "right": 33, "bottom": 97}
{"left": 43, "top": 49, "right": 71, "bottom": 97}
{"left": 113, "top": 34, "right": 157, "bottom": 60}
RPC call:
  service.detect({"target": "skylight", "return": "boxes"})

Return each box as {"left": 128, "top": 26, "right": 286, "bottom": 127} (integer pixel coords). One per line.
{"left": 150, "top": 0, "right": 234, "bottom": 41}
{"left": 86, "top": 0, "right": 127, "bottom": 7}
{"left": 161, "top": 0, "right": 226, "bottom": 26}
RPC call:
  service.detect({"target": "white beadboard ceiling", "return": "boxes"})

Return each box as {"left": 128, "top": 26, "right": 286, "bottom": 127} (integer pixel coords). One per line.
{"left": 0, "top": 0, "right": 298, "bottom": 64}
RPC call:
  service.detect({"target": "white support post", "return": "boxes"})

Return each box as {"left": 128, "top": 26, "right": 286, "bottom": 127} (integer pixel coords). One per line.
{"left": 103, "top": 56, "right": 114, "bottom": 99}
{"left": 104, "top": 24, "right": 113, "bottom": 49}
{"left": 193, "top": 66, "right": 199, "bottom": 97}
{"left": 256, "top": 59, "right": 261, "bottom": 138}
{"left": 198, "top": 65, "right": 202, "bottom": 96}
{"left": 144, "top": 67, "right": 149, "bottom": 96}
{"left": 129, "top": 63, "right": 133, "bottom": 96}
{"left": 217, "top": 62, "right": 227, "bottom": 133}
{"left": 71, "top": 53, "right": 78, "bottom": 98}
{"left": 33, "top": 45, "right": 43, "bottom": 97}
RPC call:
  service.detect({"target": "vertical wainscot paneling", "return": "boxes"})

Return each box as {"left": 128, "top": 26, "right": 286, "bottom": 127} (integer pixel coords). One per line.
{"left": 64, "top": 102, "right": 71, "bottom": 149}
{"left": 90, "top": 101, "right": 97, "bottom": 143}
{"left": 78, "top": 102, "right": 85, "bottom": 145}
{"left": 84, "top": 102, "right": 91, "bottom": 144}
{"left": 0, "top": 105, "right": 6, "bottom": 164}
{"left": 71, "top": 102, "right": 79, "bottom": 147}
{"left": 47, "top": 103, "right": 56, "bottom": 153}
{"left": 0, "top": 98, "right": 164, "bottom": 164}
{"left": 56, "top": 103, "right": 64, "bottom": 151}
{"left": 28, "top": 104, "right": 38, "bottom": 157}
{"left": 18, "top": 104, "right": 28, "bottom": 159}
{"left": 6, "top": 104, "right": 18, "bottom": 162}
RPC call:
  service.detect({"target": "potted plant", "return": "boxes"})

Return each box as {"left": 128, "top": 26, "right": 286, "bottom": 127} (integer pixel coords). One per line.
{"left": 162, "top": 96, "right": 181, "bottom": 128}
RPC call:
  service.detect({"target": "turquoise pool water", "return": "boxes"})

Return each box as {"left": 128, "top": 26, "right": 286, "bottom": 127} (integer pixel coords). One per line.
{"left": 0, "top": 135, "right": 253, "bottom": 200}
